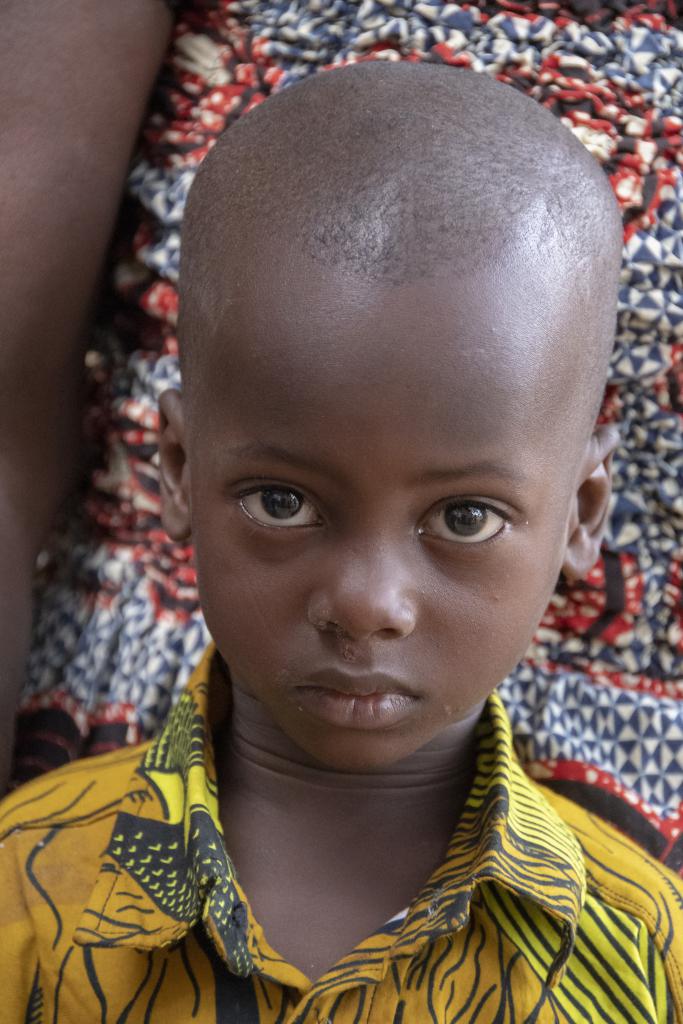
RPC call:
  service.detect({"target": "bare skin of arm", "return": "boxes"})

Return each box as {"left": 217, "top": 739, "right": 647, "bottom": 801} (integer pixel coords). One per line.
{"left": 0, "top": 0, "right": 172, "bottom": 790}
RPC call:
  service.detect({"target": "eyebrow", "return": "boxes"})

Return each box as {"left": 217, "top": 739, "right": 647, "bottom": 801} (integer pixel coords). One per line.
{"left": 417, "top": 462, "right": 529, "bottom": 486}
{"left": 223, "top": 442, "right": 335, "bottom": 475}
{"left": 223, "top": 442, "right": 529, "bottom": 488}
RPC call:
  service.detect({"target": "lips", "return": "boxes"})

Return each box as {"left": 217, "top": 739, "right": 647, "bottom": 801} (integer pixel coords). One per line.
{"left": 304, "top": 668, "right": 417, "bottom": 698}
{"left": 292, "top": 669, "right": 420, "bottom": 730}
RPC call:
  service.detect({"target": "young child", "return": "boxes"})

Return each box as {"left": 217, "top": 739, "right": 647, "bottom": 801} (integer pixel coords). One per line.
{"left": 1, "top": 62, "right": 681, "bottom": 1023}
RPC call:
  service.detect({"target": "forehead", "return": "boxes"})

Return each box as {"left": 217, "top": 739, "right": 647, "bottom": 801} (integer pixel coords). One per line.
{"left": 189, "top": 246, "right": 584, "bottom": 475}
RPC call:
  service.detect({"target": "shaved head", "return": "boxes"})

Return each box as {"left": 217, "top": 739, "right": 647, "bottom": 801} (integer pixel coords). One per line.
{"left": 179, "top": 61, "right": 622, "bottom": 430}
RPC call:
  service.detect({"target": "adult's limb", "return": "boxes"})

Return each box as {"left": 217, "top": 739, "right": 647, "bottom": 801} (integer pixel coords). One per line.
{"left": 0, "top": 0, "right": 172, "bottom": 789}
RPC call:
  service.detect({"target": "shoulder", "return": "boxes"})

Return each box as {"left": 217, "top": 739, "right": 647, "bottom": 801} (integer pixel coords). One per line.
{"left": 0, "top": 742, "right": 151, "bottom": 840}
{"left": 540, "top": 784, "right": 683, "bottom": 1011}
{"left": 540, "top": 784, "right": 683, "bottom": 912}
{"left": 0, "top": 744, "right": 152, "bottom": 1007}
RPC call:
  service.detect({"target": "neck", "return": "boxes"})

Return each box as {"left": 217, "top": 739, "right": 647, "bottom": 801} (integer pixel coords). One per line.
{"left": 215, "top": 683, "right": 482, "bottom": 829}
{"left": 213, "top": 682, "right": 483, "bottom": 981}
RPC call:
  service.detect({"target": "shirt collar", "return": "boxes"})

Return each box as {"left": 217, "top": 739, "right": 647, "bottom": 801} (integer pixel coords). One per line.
{"left": 74, "top": 646, "right": 254, "bottom": 977}
{"left": 393, "top": 693, "right": 586, "bottom": 987}
{"left": 75, "top": 646, "right": 585, "bottom": 987}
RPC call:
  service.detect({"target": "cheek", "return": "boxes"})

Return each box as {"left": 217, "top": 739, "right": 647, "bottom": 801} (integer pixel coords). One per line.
{"left": 192, "top": 515, "right": 312, "bottom": 675}
{"left": 433, "top": 535, "right": 565, "bottom": 685}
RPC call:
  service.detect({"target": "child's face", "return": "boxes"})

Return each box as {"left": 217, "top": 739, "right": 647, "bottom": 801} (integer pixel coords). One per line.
{"left": 162, "top": 253, "right": 614, "bottom": 771}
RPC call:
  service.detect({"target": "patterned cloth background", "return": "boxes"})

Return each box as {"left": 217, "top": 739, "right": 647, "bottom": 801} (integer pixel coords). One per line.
{"left": 13, "top": 1, "right": 683, "bottom": 875}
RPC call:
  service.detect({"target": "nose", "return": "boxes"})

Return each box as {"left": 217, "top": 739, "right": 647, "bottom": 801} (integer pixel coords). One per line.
{"left": 307, "top": 543, "right": 417, "bottom": 643}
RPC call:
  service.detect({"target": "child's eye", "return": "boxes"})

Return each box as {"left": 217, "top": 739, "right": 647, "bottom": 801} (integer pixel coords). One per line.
{"left": 239, "top": 487, "right": 320, "bottom": 528}
{"left": 421, "top": 501, "right": 506, "bottom": 543}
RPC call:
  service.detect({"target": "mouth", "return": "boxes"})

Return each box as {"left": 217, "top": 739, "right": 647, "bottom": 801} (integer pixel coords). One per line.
{"left": 305, "top": 669, "right": 416, "bottom": 697}
{"left": 292, "top": 670, "right": 420, "bottom": 730}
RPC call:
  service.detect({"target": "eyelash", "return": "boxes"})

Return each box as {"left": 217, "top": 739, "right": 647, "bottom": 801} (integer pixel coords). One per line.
{"left": 420, "top": 501, "right": 509, "bottom": 545}
{"left": 236, "top": 485, "right": 510, "bottom": 544}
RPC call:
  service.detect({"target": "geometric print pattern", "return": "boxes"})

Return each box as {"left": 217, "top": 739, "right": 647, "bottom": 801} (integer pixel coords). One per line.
{"left": 12, "top": 1, "right": 683, "bottom": 880}
{"left": 501, "top": 671, "right": 683, "bottom": 810}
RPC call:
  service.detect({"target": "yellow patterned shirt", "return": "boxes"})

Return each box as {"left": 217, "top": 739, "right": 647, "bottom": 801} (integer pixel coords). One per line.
{"left": 1, "top": 646, "right": 682, "bottom": 1023}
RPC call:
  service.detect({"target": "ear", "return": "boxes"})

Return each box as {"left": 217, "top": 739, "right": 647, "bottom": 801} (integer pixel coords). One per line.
{"left": 562, "top": 423, "right": 619, "bottom": 584}
{"left": 158, "top": 389, "right": 191, "bottom": 541}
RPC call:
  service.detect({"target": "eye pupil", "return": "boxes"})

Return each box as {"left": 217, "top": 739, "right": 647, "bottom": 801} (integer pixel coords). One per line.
{"left": 445, "top": 503, "right": 486, "bottom": 536}
{"left": 261, "top": 488, "right": 302, "bottom": 520}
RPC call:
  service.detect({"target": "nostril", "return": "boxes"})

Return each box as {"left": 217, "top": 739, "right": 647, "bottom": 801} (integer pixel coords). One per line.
{"left": 307, "top": 583, "right": 417, "bottom": 642}
{"left": 377, "top": 626, "right": 407, "bottom": 640}
{"left": 381, "top": 601, "right": 417, "bottom": 640}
